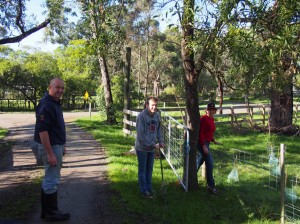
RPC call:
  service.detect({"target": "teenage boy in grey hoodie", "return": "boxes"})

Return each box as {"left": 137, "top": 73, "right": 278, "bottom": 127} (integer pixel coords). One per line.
{"left": 135, "top": 96, "right": 165, "bottom": 198}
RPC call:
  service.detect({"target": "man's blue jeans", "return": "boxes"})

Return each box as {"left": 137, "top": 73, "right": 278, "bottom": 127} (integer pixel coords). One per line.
{"left": 197, "top": 143, "right": 215, "bottom": 188}
{"left": 38, "top": 144, "right": 64, "bottom": 194}
{"left": 136, "top": 150, "right": 155, "bottom": 193}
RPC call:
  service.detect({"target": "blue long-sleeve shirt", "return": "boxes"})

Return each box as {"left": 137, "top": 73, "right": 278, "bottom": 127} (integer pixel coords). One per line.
{"left": 135, "top": 109, "right": 163, "bottom": 152}
{"left": 34, "top": 92, "right": 66, "bottom": 145}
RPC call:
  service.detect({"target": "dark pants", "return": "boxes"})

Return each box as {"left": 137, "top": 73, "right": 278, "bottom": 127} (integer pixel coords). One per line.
{"left": 197, "top": 143, "right": 215, "bottom": 188}
{"left": 136, "top": 150, "right": 155, "bottom": 193}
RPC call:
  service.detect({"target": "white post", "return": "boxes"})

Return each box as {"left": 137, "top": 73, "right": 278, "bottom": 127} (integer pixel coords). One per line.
{"left": 280, "top": 143, "right": 285, "bottom": 224}
{"left": 89, "top": 103, "right": 92, "bottom": 118}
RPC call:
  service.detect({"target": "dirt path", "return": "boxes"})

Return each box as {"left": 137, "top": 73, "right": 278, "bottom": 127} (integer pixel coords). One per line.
{"left": 0, "top": 112, "right": 121, "bottom": 224}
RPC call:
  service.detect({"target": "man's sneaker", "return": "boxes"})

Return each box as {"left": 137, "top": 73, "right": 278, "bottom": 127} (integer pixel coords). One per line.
{"left": 142, "top": 191, "right": 154, "bottom": 199}
{"left": 208, "top": 187, "right": 219, "bottom": 195}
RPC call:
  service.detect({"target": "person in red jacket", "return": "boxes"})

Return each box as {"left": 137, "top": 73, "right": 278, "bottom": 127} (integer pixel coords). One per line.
{"left": 197, "top": 103, "right": 222, "bottom": 195}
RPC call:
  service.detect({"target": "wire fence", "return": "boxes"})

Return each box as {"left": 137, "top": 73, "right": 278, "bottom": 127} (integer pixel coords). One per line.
{"left": 159, "top": 110, "right": 190, "bottom": 192}
{"left": 285, "top": 177, "right": 300, "bottom": 222}
{"left": 210, "top": 146, "right": 300, "bottom": 223}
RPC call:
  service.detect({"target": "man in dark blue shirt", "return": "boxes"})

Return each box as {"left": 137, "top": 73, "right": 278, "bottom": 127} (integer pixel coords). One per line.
{"left": 34, "top": 77, "right": 70, "bottom": 222}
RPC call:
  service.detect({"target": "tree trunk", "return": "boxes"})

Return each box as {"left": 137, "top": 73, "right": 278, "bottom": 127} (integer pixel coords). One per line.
{"left": 144, "top": 41, "right": 149, "bottom": 97}
{"left": 89, "top": 0, "right": 117, "bottom": 124}
{"left": 269, "top": 83, "right": 293, "bottom": 128}
{"left": 269, "top": 54, "right": 295, "bottom": 128}
{"left": 124, "top": 47, "right": 131, "bottom": 135}
{"left": 98, "top": 55, "right": 117, "bottom": 124}
{"left": 217, "top": 74, "right": 223, "bottom": 114}
{"left": 138, "top": 44, "right": 142, "bottom": 106}
{"left": 181, "top": 0, "right": 199, "bottom": 191}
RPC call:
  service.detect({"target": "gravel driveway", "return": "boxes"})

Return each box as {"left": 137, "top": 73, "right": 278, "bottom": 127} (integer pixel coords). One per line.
{"left": 0, "top": 112, "right": 122, "bottom": 224}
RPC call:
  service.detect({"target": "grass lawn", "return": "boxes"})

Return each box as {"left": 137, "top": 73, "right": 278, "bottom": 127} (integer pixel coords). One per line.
{"left": 76, "top": 114, "right": 300, "bottom": 224}
{"left": 0, "top": 128, "right": 7, "bottom": 138}
{"left": 0, "top": 128, "right": 11, "bottom": 167}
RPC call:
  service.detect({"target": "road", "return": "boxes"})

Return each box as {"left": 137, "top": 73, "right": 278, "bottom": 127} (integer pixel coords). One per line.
{"left": 0, "top": 112, "right": 122, "bottom": 224}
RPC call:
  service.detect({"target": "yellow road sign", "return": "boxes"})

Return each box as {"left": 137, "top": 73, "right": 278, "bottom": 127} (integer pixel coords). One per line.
{"left": 84, "top": 91, "right": 89, "bottom": 100}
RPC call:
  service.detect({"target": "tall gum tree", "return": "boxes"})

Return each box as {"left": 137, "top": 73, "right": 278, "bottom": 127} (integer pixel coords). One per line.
{"left": 80, "top": 0, "right": 129, "bottom": 124}
{"left": 180, "top": 0, "right": 200, "bottom": 191}
{"left": 175, "top": 0, "right": 227, "bottom": 191}
{"left": 258, "top": 1, "right": 299, "bottom": 129}
{"left": 226, "top": 0, "right": 300, "bottom": 129}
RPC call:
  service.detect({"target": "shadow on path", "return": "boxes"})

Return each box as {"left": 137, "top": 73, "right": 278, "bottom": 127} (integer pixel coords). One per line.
{"left": 0, "top": 113, "right": 122, "bottom": 224}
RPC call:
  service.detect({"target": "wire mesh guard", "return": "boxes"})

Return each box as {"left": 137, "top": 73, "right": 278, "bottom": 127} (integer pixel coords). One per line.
{"left": 285, "top": 177, "right": 300, "bottom": 222}
{"left": 211, "top": 147, "right": 300, "bottom": 222}
{"left": 159, "top": 110, "right": 189, "bottom": 192}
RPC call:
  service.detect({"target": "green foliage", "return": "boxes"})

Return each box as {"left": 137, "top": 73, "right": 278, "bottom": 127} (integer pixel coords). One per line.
{"left": 55, "top": 40, "right": 98, "bottom": 101}
{"left": 0, "top": 43, "right": 98, "bottom": 110}
{"left": 0, "top": 0, "right": 29, "bottom": 37}
{"left": 111, "top": 74, "right": 124, "bottom": 112}
{"left": 75, "top": 115, "right": 300, "bottom": 224}
{"left": 0, "top": 48, "right": 61, "bottom": 107}
{"left": 223, "top": 0, "right": 300, "bottom": 95}
{"left": 45, "top": 0, "right": 80, "bottom": 45}
{"left": 0, "top": 128, "right": 7, "bottom": 139}
{"left": 95, "top": 85, "right": 106, "bottom": 116}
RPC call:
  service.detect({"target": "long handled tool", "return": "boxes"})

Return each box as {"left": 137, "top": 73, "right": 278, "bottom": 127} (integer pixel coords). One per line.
{"left": 159, "top": 148, "right": 167, "bottom": 198}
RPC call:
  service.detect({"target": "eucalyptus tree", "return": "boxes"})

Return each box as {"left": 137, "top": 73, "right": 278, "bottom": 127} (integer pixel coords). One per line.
{"left": 251, "top": 0, "right": 300, "bottom": 128}
{"left": 54, "top": 40, "right": 98, "bottom": 109}
{"left": 77, "top": 0, "right": 134, "bottom": 124}
{"left": 161, "top": 0, "right": 230, "bottom": 190}
{"left": 224, "top": 0, "right": 300, "bottom": 128}
{"left": 124, "top": 0, "right": 167, "bottom": 104}
{"left": 159, "top": 0, "right": 259, "bottom": 190}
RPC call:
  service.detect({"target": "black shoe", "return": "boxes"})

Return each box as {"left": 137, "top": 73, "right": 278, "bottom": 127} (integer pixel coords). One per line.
{"left": 41, "top": 189, "right": 46, "bottom": 218}
{"left": 143, "top": 191, "right": 153, "bottom": 199}
{"left": 42, "top": 191, "right": 70, "bottom": 222}
{"left": 45, "top": 210, "right": 70, "bottom": 222}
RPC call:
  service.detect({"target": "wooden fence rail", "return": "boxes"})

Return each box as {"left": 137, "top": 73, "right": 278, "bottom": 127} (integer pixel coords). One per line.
{"left": 123, "top": 104, "right": 300, "bottom": 136}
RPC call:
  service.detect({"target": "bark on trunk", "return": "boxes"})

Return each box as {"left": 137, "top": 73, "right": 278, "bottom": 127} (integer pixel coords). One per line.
{"left": 217, "top": 74, "right": 223, "bottom": 114}
{"left": 89, "top": 0, "right": 116, "bottom": 124}
{"left": 181, "top": 0, "right": 199, "bottom": 191}
{"left": 98, "top": 55, "right": 117, "bottom": 124}
{"left": 269, "top": 55, "right": 294, "bottom": 128}
{"left": 269, "top": 83, "right": 293, "bottom": 128}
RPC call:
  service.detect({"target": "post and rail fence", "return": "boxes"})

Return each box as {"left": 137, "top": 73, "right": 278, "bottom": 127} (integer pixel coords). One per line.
{"left": 124, "top": 104, "right": 300, "bottom": 135}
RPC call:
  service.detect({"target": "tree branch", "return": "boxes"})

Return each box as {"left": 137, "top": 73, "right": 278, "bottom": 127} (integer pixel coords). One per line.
{"left": 16, "top": 0, "right": 25, "bottom": 33}
{"left": 202, "top": 60, "right": 242, "bottom": 92}
{"left": 0, "top": 19, "right": 51, "bottom": 45}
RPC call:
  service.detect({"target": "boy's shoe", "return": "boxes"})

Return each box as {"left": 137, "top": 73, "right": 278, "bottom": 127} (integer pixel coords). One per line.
{"left": 208, "top": 187, "right": 219, "bottom": 195}
{"left": 142, "top": 191, "right": 154, "bottom": 199}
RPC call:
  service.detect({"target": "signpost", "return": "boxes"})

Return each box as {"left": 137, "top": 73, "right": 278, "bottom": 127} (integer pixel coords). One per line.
{"left": 84, "top": 91, "right": 91, "bottom": 117}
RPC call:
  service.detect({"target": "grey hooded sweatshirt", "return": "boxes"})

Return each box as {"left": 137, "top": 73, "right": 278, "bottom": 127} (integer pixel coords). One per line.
{"left": 135, "top": 109, "right": 163, "bottom": 152}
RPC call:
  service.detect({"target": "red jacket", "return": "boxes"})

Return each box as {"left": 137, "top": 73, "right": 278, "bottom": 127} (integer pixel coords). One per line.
{"left": 198, "top": 114, "right": 216, "bottom": 146}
